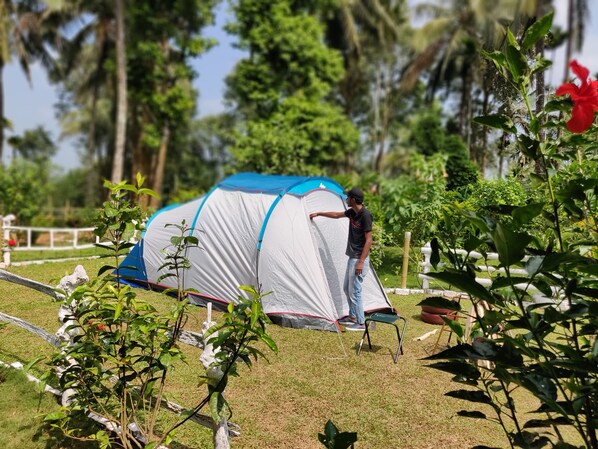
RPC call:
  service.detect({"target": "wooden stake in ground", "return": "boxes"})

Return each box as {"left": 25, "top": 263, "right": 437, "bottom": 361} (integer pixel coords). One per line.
{"left": 401, "top": 231, "right": 411, "bottom": 289}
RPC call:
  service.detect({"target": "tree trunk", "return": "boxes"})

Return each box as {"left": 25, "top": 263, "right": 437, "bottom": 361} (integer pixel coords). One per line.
{"left": 534, "top": 1, "right": 547, "bottom": 175}
{"left": 480, "top": 75, "right": 490, "bottom": 176}
{"left": 111, "top": 0, "right": 127, "bottom": 184}
{"left": 131, "top": 122, "right": 151, "bottom": 211}
{"left": 86, "top": 89, "right": 99, "bottom": 206}
{"left": 498, "top": 132, "right": 507, "bottom": 179}
{"left": 374, "top": 64, "right": 391, "bottom": 174}
{"left": 149, "top": 126, "right": 170, "bottom": 210}
{"left": 459, "top": 66, "right": 473, "bottom": 152}
{"left": 0, "top": 61, "right": 4, "bottom": 165}
{"left": 563, "top": 0, "right": 574, "bottom": 83}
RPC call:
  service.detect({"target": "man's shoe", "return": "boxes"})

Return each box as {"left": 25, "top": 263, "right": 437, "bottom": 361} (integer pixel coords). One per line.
{"left": 345, "top": 323, "right": 366, "bottom": 332}
{"left": 338, "top": 317, "right": 356, "bottom": 325}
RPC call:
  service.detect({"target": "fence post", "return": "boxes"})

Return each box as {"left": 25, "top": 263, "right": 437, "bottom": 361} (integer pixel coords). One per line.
{"left": 401, "top": 231, "right": 411, "bottom": 289}
{"left": 1, "top": 214, "right": 15, "bottom": 267}
{"left": 421, "top": 242, "right": 431, "bottom": 291}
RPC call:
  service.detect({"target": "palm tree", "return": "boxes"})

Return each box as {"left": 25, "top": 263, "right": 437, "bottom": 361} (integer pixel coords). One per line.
{"left": 0, "top": 0, "right": 63, "bottom": 163}
{"left": 322, "top": 0, "right": 409, "bottom": 173}
{"left": 401, "top": 0, "right": 538, "bottom": 173}
{"left": 50, "top": 0, "right": 120, "bottom": 204}
{"left": 400, "top": 0, "right": 537, "bottom": 166}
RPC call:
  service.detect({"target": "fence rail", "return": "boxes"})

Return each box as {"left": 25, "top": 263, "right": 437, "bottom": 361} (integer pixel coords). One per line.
{"left": 6, "top": 225, "right": 100, "bottom": 251}
{"left": 419, "top": 243, "right": 532, "bottom": 290}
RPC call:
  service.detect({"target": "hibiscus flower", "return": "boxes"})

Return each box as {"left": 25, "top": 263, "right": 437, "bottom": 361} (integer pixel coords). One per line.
{"left": 556, "top": 60, "right": 598, "bottom": 133}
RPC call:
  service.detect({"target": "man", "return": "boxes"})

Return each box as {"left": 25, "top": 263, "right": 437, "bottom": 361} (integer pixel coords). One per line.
{"left": 309, "top": 187, "right": 373, "bottom": 331}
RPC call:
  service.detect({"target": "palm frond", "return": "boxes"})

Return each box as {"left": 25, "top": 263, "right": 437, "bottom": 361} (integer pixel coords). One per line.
{"left": 399, "top": 37, "right": 445, "bottom": 92}
{"left": 410, "top": 17, "right": 454, "bottom": 52}
{"left": 340, "top": 0, "right": 360, "bottom": 55}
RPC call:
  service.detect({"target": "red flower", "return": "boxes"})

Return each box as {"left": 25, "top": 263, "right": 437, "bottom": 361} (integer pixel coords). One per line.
{"left": 556, "top": 60, "right": 598, "bottom": 133}
{"left": 7, "top": 239, "right": 16, "bottom": 247}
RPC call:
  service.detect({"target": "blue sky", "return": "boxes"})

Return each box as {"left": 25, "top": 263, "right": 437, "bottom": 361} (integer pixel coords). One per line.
{"left": 3, "top": 0, "right": 597, "bottom": 171}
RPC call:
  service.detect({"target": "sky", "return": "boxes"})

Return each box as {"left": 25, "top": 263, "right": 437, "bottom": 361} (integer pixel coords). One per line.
{"left": 3, "top": 0, "right": 597, "bottom": 171}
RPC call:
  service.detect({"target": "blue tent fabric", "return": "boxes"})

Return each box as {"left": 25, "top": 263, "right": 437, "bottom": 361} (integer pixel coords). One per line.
{"left": 118, "top": 239, "right": 147, "bottom": 282}
{"left": 218, "top": 173, "right": 345, "bottom": 196}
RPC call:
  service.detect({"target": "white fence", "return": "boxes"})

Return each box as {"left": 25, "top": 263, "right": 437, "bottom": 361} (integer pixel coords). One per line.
{"left": 6, "top": 225, "right": 99, "bottom": 251}
{"left": 419, "top": 242, "right": 530, "bottom": 291}
{"left": 1, "top": 214, "right": 108, "bottom": 268}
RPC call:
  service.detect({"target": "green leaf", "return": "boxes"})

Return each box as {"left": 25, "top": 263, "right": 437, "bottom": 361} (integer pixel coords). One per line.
{"left": 506, "top": 27, "right": 518, "bottom": 47}
{"left": 480, "top": 49, "right": 507, "bottom": 67}
{"left": 463, "top": 235, "right": 484, "bottom": 253}
{"left": 543, "top": 98, "right": 572, "bottom": 113}
{"left": 491, "top": 223, "right": 531, "bottom": 266}
{"left": 334, "top": 432, "right": 358, "bottom": 448}
{"left": 517, "top": 134, "right": 539, "bottom": 160}
{"left": 98, "top": 264, "right": 116, "bottom": 276}
{"left": 441, "top": 316, "right": 464, "bottom": 338}
{"left": 425, "top": 271, "right": 494, "bottom": 303}
{"left": 114, "top": 302, "right": 123, "bottom": 320}
{"left": 324, "top": 419, "right": 338, "bottom": 438}
{"left": 472, "top": 114, "right": 516, "bottom": 133}
{"left": 521, "top": 13, "right": 553, "bottom": 50}
{"left": 44, "top": 411, "right": 67, "bottom": 421}
{"left": 159, "top": 353, "right": 172, "bottom": 368}
{"left": 417, "top": 296, "right": 461, "bottom": 311}
{"left": 138, "top": 188, "right": 159, "bottom": 198}
{"left": 23, "top": 356, "right": 45, "bottom": 373}
{"left": 512, "top": 203, "right": 544, "bottom": 226}
{"left": 260, "top": 333, "right": 279, "bottom": 353}
{"left": 209, "top": 391, "right": 228, "bottom": 421}
{"left": 519, "top": 372, "right": 557, "bottom": 403}
{"left": 506, "top": 43, "right": 527, "bottom": 81}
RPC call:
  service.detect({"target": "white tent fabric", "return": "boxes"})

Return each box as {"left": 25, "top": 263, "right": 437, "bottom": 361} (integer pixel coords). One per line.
{"left": 120, "top": 173, "right": 393, "bottom": 331}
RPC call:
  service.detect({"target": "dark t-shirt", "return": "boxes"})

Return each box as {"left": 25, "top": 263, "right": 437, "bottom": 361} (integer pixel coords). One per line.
{"left": 344, "top": 206, "right": 373, "bottom": 258}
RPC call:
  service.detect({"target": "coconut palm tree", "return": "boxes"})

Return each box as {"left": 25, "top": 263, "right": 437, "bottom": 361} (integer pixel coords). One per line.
{"left": 50, "top": 0, "right": 119, "bottom": 204}
{"left": 323, "top": 0, "right": 410, "bottom": 173}
{"left": 402, "top": 0, "right": 537, "bottom": 119}
{"left": 0, "top": 0, "right": 63, "bottom": 163}
{"left": 400, "top": 0, "right": 537, "bottom": 169}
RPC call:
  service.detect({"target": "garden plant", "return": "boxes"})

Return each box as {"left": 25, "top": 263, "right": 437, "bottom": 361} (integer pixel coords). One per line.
{"left": 421, "top": 14, "right": 598, "bottom": 449}
{"left": 45, "top": 175, "right": 277, "bottom": 448}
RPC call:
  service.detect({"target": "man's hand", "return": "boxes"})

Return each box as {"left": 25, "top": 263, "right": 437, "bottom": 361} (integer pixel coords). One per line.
{"left": 356, "top": 260, "right": 364, "bottom": 275}
{"left": 309, "top": 212, "right": 318, "bottom": 220}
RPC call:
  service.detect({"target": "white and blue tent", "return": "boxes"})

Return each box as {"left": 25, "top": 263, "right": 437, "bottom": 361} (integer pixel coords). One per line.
{"left": 120, "top": 173, "right": 393, "bottom": 331}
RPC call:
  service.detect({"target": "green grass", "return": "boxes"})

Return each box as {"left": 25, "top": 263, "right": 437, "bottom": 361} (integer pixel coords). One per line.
{"left": 10, "top": 247, "right": 106, "bottom": 263}
{"left": 0, "top": 365, "right": 98, "bottom": 449}
{"left": 0, "top": 259, "right": 582, "bottom": 448}
{"left": 377, "top": 245, "right": 434, "bottom": 290}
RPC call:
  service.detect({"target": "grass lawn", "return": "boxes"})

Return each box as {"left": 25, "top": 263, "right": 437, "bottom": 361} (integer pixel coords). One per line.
{"left": 0, "top": 258, "right": 578, "bottom": 448}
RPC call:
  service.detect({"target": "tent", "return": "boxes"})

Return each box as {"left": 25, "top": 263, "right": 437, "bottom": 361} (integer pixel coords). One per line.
{"left": 120, "top": 173, "right": 393, "bottom": 331}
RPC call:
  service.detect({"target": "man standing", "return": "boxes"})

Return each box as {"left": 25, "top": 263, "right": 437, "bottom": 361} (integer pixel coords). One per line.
{"left": 309, "top": 187, "right": 373, "bottom": 331}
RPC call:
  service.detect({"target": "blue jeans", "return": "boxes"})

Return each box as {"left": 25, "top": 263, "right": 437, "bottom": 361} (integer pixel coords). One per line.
{"left": 343, "top": 257, "right": 369, "bottom": 324}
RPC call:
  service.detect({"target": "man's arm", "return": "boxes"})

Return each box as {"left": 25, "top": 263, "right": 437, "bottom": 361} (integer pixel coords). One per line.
{"left": 356, "top": 230, "right": 373, "bottom": 275}
{"left": 309, "top": 211, "right": 345, "bottom": 220}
